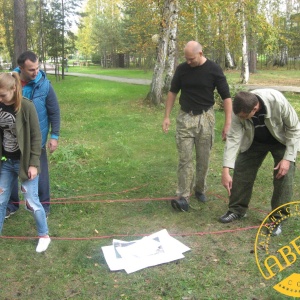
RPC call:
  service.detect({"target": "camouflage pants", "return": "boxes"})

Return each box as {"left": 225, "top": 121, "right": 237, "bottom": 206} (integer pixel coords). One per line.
{"left": 175, "top": 108, "right": 215, "bottom": 199}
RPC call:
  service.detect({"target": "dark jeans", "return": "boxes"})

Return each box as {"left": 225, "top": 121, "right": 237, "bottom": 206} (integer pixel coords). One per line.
{"left": 229, "top": 141, "right": 295, "bottom": 217}
{"left": 7, "top": 148, "right": 50, "bottom": 214}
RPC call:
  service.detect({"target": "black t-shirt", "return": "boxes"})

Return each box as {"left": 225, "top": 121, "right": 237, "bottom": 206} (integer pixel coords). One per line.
{"left": 0, "top": 103, "right": 21, "bottom": 159}
{"left": 252, "top": 97, "right": 280, "bottom": 145}
{"left": 170, "top": 59, "right": 231, "bottom": 112}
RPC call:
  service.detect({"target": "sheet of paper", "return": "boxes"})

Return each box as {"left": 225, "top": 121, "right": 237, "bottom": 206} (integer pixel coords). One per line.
{"left": 101, "top": 229, "right": 190, "bottom": 274}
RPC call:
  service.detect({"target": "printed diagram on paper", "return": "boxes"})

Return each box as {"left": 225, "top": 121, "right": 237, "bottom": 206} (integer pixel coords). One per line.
{"left": 102, "top": 229, "right": 191, "bottom": 274}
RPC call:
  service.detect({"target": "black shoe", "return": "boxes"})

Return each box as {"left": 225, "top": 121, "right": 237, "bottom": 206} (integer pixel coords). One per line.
{"left": 195, "top": 191, "right": 207, "bottom": 203}
{"left": 171, "top": 197, "right": 189, "bottom": 212}
{"left": 5, "top": 208, "right": 16, "bottom": 219}
{"left": 219, "top": 211, "right": 245, "bottom": 223}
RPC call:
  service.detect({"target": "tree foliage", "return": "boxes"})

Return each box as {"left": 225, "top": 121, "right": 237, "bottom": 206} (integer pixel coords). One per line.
{"left": 0, "top": 0, "right": 82, "bottom": 73}
{"left": 0, "top": 0, "right": 14, "bottom": 65}
{"left": 0, "top": 0, "right": 299, "bottom": 79}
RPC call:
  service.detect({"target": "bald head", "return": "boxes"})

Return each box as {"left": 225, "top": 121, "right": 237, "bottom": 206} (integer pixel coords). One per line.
{"left": 184, "top": 41, "right": 202, "bottom": 54}
{"left": 184, "top": 41, "right": 206, "bottom": 67}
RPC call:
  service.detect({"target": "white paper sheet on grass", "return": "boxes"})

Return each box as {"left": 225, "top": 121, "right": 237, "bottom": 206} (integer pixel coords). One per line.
{"left": 101, "top": 229, "right": 190, "bottom": 274}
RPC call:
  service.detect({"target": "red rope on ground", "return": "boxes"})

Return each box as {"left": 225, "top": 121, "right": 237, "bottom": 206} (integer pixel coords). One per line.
{"left": 11, "top": 197, "right": 174, "bottom": 205}
{"left": 8, "top": 188, "right": 269, "bottom": 217}
{"left": 0, "top": 225, "right": 259, "bottom": 240}
{"left": 51, "top": 185, "right": 148, "bottom": 201}
{"left": 3, "top": 189, "right": 268, "bottom": 242}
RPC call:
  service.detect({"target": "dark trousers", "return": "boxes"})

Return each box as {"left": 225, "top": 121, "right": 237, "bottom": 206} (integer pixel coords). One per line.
{"left": 229, "top": 141, "right": 295, "bottom": 217}
{"left": 7, "top": 148, "right": 50, "bottom": 214}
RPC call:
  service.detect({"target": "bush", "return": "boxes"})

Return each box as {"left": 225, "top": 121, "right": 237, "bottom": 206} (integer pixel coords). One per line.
{"left": 214, "top": 81, "right": 246, "bottom": 110}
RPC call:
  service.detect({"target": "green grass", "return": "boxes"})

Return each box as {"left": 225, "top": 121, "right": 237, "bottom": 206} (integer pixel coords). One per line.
{"left": 65, "top": 65, "right": 300, "bottom": 86}
{"left": 225, "top": 68, "right": 300, "bottom": 86}
{"left": 1, "top": 74, "right": 300, "bottom": 299}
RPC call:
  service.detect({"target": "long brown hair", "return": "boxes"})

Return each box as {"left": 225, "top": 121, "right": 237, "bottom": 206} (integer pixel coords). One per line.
{"left": 0, "top": 72, "right": 23, "bottom": 112}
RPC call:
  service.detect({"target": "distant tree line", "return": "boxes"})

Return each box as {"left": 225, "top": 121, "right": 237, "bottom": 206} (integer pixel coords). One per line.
{"left": 0, "top": 0, "right": 299, "bottom": 104}
{"left": 76, "top": 0, "right": 300, "bottom": 72}
{"left": 0, "top": 0, "right": 82, "bottom": 77}
{"left": 0, "top": 0, "right": 299, "bottom": 72}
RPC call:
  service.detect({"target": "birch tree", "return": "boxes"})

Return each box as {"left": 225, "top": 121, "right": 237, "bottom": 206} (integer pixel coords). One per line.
{"left": 163, "top": 0, "right": 179, "bottom": 93}
{"left": 146, "top": 0, "right": 179, "bottom": 105}
{"left": 240, "top": 0, "right": 249, "bottom": 84}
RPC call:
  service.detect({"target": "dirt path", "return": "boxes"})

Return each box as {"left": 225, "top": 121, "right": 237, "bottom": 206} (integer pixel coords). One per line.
{"left": 47, "top": 71, "right": 300, "bottom": 93}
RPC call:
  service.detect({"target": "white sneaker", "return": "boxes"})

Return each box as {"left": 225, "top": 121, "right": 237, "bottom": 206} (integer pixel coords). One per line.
{"left": 269, "top": 223, "right": 282, "bottom": 236}
{"left": 36, "top": 237, "right": 51, "bottom": 253}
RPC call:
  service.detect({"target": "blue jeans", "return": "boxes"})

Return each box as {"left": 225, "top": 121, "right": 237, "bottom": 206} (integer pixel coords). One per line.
{"left": 7, "top": 148, "right": 50, "bottom": 213}
{"left": 0, "top": 159, "right": 48, "bottom": 236}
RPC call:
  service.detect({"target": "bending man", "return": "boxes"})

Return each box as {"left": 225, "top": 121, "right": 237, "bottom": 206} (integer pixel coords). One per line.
{"left": 219, "top": 89, "right": 300, "bottom": 236}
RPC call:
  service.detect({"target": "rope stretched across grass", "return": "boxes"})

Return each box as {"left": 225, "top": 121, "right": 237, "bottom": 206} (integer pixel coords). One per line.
{"left": 2, "top": 186, "right": 267, "bottom": 240}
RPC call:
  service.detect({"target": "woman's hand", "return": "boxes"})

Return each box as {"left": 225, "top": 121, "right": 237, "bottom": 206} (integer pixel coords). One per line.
{"left": 28, "top": 166, "right": 38, "bottom": 180}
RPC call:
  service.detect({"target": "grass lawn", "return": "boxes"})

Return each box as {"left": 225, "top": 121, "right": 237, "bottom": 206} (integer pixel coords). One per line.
{"left": 66, "top": 65, "right": 300, "bottom": 87}
{"left": 0, "top": 72, "right": 300, "bottom": 300}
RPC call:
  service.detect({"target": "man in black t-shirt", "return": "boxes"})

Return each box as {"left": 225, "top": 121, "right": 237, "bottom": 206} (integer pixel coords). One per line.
{"left": 162, "top": 41, "right": 232, "bottom": 212}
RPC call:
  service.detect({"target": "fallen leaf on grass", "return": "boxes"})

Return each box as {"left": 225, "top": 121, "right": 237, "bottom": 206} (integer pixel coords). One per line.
{"left": 260, "top": 282, "right": 266, "bottom": 287}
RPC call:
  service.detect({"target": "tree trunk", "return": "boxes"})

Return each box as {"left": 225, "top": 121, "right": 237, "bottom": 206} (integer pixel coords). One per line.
{"left": 240, "top": 1, "right": 249, "bottom": 84}
{"left": 61, "top": 0, "right": 65, "bottom": 79}
{"left": 146, "top": 0, "right": 176, "bottom": 105}
{"left": 249, "top": 49, "right": 257, "bottom": 73}
{"left": 224, "top": 29, "right": 235, "bottom": 69}
{"left": 13, "top": 0, "right": 27, "bottom": 68}
{"left": 163, "top": 0, "right": 179, "bottom": 93}
{"left": 39, "top": 0, "right": 46, "bottom": 71}
{"left": 248, "top": 3, "right": 257, "bottom": 73}
{"left": 225, "top": 47, "right": 235, "bottom": 69}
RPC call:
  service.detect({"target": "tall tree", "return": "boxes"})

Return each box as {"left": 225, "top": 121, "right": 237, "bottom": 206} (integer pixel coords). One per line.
{"left": 247, "top": 0, "right": 259, "bottom": 73}
{"left": 146, "top": 0, "right": 178, "bottom": 105}
{"left": 76, "top": 16, "right": 94, "bottom": 62}
{"left": 120, "top": 0, "right": 159, "bottom": 68}
{"left": 78, "top": 0, "right": 124, "bottom": 67}
{"left": 163, "top": 0, "right": 179, "bottom": 93}
{"left": 38, "top": 0, "right": 46, "bottom": 66}
{"left": 13, "top": 0, "right": 27, "bottom": 68}
{"left": 240, "top": 0, "right": 249, "bottom": 83}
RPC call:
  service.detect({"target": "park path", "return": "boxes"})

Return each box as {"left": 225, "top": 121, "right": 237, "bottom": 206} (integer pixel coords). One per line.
{"left": 47, "top": 71, "right": 151, "bottom": 85}
{"left": 47, "top": 70, "right": 300, "bottom": 93}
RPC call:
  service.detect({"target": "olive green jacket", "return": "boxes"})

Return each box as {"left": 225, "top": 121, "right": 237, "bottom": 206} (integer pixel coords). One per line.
{"left": 0, "top": 98, "right": 42, "bottom": 182}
